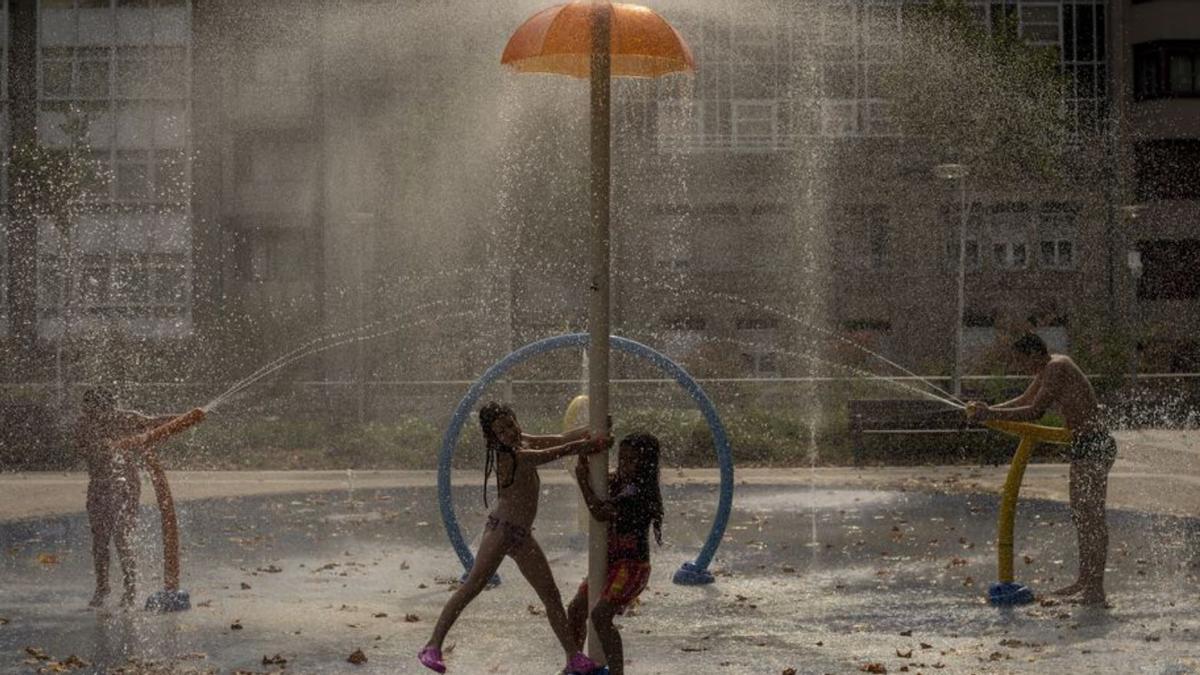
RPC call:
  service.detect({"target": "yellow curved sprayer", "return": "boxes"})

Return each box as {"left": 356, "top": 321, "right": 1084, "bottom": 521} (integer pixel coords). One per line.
{"left": 563, "top": 394, "right": 592, "bottom": 536}
{"left": 983, "top": 419, "right": 1072, "bottom": 606}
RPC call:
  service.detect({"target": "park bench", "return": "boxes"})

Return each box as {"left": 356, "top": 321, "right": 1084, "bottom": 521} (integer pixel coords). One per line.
{"left": 847, "top": 398, "right": 988, "bottom": 465}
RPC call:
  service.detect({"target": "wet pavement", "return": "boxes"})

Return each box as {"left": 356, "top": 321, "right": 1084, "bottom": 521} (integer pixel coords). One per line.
{"left": 2, "top": 480, "right": 1199, "bottom": 674}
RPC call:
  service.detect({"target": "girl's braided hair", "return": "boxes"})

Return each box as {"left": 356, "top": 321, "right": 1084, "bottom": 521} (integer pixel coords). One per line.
{"left": 623, "top": 432, "right": 664, "bottom": 545}
{"left": 479, "top": 401, "right": 517, "bottom": 507}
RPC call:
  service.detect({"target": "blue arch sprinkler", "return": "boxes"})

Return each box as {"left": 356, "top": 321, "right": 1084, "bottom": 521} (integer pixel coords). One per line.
{"left": 436, "top": 333, "right": 734, "bottom": 587}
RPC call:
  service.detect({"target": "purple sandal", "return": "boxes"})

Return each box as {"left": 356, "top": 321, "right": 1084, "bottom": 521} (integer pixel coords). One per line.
{"left": 418, "top": 645, "right": 446, "bottom": 673}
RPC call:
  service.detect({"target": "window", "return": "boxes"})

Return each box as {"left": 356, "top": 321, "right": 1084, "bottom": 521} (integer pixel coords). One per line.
{"left": 116, "top": 46, "right": 188, "bottom": 99}
{"left": 656, "top": 99, "right": 703, "bottom": 151}
{"left": 38, "top": 257, "right": 64, "bottom": 314}
{"left": 1135, "top": 140, "right": 1200, "bottom": 201}
{"left": 664, "top": 316, "right": 706, "bottom": 331}
{"left": 820, "top": 3, "right": 856, "bottom": 51}
{"left": 1038, "top": 201, "right": 1078, "bottom": 270}
{"left": 1040, "top": 239, "right": 1074, "bottom": 269}
{"left": 740, "top": 350, "right": 780, "bottom": 377}
{"left": 656, "top": 256, "right": 690, "bottom": 274}
{"left": 115, "top": 150, "right": 152, "bottom": 200}
{"left": 78, "top": 256, "right": 111, "bottom": 306}
{"left": 820, "top": 99, "right": 858, "bottom": 137}
{"left": 839, "top": 204, "right": 889, "bottom": 270}
{"left": 868, "top": 213, "right": 889, "bottom": 269}
{"left": 1134, "top": 41, "right": 1200, "bottom": 100}
{"left": 862, "top": 100, "right": 897, "bottom": 136}
{"left": 1137, "top": 239, "right": 1200, "bottom": 301}
{"left": 993, "top": 241, "right": 1028, "bottom": 269}
{"left": 736, "top": 317, "right": 778, "bottom": 330}
{"left": 964, "top": 239, "right": 981, "bottom": 270}
{"left": 943, "top": 201, "right": 983, "bottom": 271}
{"left": 1018, "top": 3, "right": 1060, "bottom": 47}
{"left": 40, "top": 47, "right": 110, "bottom": 100}
{"left": 731, "top": 100, "right": 776, "bottom": 148}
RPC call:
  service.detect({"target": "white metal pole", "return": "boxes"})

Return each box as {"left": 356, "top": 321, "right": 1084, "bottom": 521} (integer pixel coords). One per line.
{"left": 586, "top": 1, "right": 612, "bottom": 665}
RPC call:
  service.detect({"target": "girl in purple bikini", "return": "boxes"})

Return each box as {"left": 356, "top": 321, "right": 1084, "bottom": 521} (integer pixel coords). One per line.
{"left": 419, "top": 401, "right": 609, "bottom": 674}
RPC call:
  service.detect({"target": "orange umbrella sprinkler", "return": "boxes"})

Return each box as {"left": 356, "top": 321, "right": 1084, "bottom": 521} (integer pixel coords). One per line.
{"left": 503, "top": 2, "right": 694, "bottom": 669}
{"left": 501, "top": 2, "right": 695, "bottom": 78}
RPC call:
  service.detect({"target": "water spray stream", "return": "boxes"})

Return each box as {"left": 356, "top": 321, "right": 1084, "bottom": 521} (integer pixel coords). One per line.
{"left": 204, "top": 309, "right": 478, "bottom": 412}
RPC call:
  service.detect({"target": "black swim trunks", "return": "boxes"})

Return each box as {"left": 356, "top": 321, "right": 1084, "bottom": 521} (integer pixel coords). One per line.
{"left": 1068, "top": 432, "right": 1117, "bottom": 465}
{"left": 485, "top": 515, "right": 531, "bottom": 554}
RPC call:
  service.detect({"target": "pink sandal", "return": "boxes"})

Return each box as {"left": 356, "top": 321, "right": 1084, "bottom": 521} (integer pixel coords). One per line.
{"left": 418, "top": 645, "right": 446, "bottom": 673}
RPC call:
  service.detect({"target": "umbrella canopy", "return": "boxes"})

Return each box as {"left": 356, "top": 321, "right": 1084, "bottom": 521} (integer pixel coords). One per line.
{"left": 501, "top": 1, "right": 695, "bottom": 79}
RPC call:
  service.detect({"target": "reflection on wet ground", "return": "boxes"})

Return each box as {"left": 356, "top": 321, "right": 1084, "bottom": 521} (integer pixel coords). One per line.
{"left": 2, "top": 482, "right": 1198, "bottom": 673}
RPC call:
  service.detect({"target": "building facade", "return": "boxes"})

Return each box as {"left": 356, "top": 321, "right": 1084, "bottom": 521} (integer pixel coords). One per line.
{"left": 1, "top": 0, "right": 1196, "bottom": 390}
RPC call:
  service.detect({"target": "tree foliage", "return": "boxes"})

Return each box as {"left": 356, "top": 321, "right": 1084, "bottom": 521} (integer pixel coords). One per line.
{"left": 880, "top": 0, "right": 1073, "bottom": 183}
{"left": 9, "top": 112, "right": 108, "bottom": 238}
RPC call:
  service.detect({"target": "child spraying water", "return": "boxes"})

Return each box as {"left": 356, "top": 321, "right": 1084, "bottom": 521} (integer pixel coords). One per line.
{"left": 77, "top": 388, "right": 205, "bottom": 608}
{"left": 566, "top": 432, "right": 664, "bottom": 675}
{"left": 418, "top": 402, "right": 610, "bottom": 674}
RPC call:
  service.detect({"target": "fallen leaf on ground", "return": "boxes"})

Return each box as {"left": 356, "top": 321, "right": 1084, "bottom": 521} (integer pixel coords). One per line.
{"left": 36, "top": 554, "right": 59, "bottom": 565}
{"left": 347, "top": 649, "right": 368, "bottom": 665}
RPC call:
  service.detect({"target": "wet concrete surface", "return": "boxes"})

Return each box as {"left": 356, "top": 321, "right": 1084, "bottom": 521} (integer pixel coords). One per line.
{"left": 2, "top": 481, "right": 1199, "bottom": 674}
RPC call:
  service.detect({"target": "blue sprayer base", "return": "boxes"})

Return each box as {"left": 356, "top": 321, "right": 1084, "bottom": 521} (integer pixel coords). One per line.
{"left": 145, "top": 589, "right": 191, "bottom": 612}
{"left": 565, "top": 667, "right": 609, "bottom": 675}
{"left": 673, "top": 561, "right": 715, "bottom": 586}
{"left": 988, "top": 581, "right": 1035, "bottom": 607}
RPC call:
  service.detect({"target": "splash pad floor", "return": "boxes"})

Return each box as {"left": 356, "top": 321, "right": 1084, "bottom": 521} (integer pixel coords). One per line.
{"left": 2, "top": 465, "right": 1199, "bottom": 674}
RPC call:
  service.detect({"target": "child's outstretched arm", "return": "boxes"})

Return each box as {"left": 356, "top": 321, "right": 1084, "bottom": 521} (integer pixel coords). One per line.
{"left": 522, "top": 425, "right": 588, "bottom": 449}
{"left": 118, "top": 410, "right": 182, "bottom": 433}
{"left": 111, "top": 408, "right": 206, "bottom": 452}
{"left": 524, "top": 416, "right": 609, "bottom": 449}
{"left": 521, "top": 434, "right": 609, "bottom": 466}
{"left": 574, "top": 455, "right": 615, "bottom": 522}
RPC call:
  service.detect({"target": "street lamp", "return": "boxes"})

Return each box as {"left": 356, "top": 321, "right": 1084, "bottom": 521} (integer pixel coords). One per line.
{"left": 1126, "top": 249, "right": 1144, "bottom": 382}
{"left": 1121, "top": 205, "right": 1144, "bottom": 382}
{"left": 935, "top": 162, "right": 969, "bottom": 398}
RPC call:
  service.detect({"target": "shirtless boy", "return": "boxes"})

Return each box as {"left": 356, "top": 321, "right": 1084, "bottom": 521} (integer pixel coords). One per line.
{"left": 966, "top": 332, "right": 1116, "bottom": 605}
